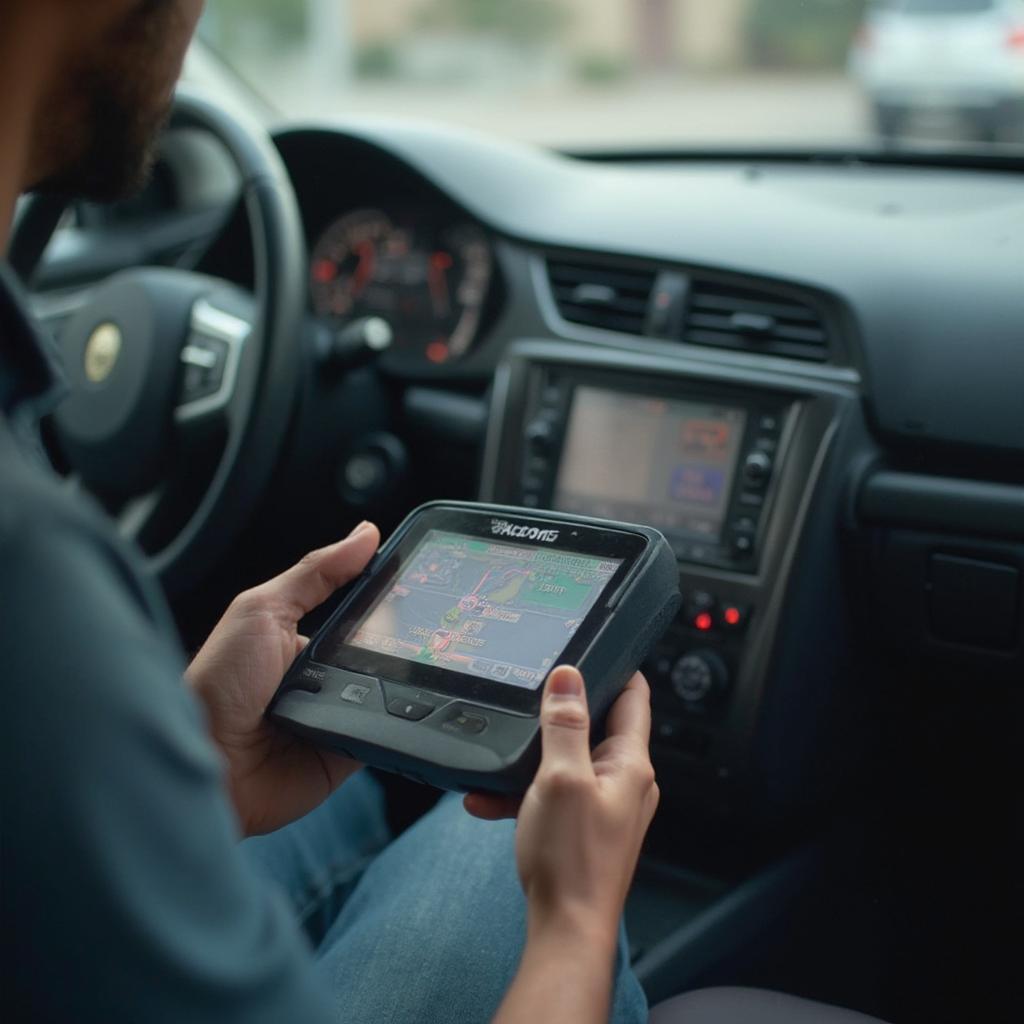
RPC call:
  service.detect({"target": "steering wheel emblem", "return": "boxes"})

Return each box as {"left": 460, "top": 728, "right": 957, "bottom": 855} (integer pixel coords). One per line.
{"left": 84, "top": 322, "right": 122, "bottom": 383}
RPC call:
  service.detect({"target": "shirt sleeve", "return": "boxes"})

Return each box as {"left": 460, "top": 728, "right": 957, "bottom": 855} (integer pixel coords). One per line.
{"left": 0, "top": 523, "right": 336, "bottom": 1023}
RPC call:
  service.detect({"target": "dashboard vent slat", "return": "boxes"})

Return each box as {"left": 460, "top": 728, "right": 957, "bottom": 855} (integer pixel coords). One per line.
{"left": 685, "top": 281, "right": 829, "bottom": 362}
{"left": 548, "top": 257, "right": 657, "bottom": 336}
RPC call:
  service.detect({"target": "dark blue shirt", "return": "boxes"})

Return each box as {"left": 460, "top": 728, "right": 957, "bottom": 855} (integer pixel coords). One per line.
{"left": 0, "top": 264, "right": 335, "bottom": 1022}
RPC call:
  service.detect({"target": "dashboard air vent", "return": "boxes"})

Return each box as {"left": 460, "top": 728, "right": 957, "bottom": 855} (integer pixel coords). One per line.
{"left": 548, "top": 257, "right": 657, "bottom": 336}
{"left": 685, "top": 281, "right": 829, "bottom": 362}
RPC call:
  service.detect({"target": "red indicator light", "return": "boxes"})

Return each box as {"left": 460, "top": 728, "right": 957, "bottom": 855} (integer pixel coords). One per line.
{"left": 1009, "top": 27, "right": 1024, "bottom": 49}
{"left": 313, "top": 259, "right": 336, "bottom": 284}
{"left": 724, "top": 607, "right": 742, "bottom": 627}
{"left": 695, "top": 612, "right": 713, "bottom": 632}
{"left": 426, "top": 341, "right": 450, "bottom": 364}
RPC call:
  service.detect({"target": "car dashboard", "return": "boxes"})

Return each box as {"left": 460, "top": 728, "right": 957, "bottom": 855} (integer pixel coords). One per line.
{"left": 32, "top": 118, "right": 1024, "bottom": 837}
{"left": 231, "top": 122, "right": 1024, "bottom": 828}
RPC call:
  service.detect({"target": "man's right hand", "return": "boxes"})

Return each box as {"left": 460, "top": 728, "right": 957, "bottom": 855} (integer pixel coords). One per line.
{"left": 467, "top": 668, "right": 659, "bottom": 1024}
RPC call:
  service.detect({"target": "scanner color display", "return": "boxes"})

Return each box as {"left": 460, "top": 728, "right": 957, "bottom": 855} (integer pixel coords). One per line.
{"left": 342, "top": 530, "right": 622, "bottom": 690}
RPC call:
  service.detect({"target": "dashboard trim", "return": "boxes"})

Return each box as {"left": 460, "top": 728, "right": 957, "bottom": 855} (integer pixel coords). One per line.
{"left": 274, "top": 122, "right": 1024, "bottom": 454}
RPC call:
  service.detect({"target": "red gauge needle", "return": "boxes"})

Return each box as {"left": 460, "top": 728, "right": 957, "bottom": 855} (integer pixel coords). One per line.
{"left": 428, "top": 251, "right": 453, "bottom": 317}
{"left": 352, "top": 241, "right": 376, "bottom": 297}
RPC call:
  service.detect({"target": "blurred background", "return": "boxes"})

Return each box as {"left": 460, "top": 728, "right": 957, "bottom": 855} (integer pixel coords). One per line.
{"left": 195, "top": 0, "right": 1024, "bottom": 149}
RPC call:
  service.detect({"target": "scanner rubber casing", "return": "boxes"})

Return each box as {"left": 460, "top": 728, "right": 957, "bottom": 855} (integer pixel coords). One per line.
{"left": 269, "top": 502, "right": 681, "bottom": 794}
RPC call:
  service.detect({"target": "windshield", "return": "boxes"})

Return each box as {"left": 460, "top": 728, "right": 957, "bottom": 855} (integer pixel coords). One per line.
{"left": 193, "top": 0, "right": 1024, "bottom": 152}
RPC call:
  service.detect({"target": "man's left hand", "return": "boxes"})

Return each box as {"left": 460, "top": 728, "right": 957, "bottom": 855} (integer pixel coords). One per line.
{"left": 186, "top": 522, "right": 380, "bottom": 837}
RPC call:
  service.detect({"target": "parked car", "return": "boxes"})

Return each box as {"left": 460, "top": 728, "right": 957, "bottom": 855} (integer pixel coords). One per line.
{"left": 851, "top": 0, "right": 1024, "bottom": 142}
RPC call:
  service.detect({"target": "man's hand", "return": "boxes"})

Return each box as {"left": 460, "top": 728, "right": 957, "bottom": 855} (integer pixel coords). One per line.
{"left": 470, "top": 668, "right": 659, "bottom": 1024}
{"left": 186, "top": 522, "right": 380, "bottom": 837}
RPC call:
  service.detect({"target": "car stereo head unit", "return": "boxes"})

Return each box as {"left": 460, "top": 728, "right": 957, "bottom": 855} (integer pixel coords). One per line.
{"left": 269, "top": 501, "right": 680, "bottom": 794}
{"left": 518, "top": 378, "right": 790, "bottom": 572}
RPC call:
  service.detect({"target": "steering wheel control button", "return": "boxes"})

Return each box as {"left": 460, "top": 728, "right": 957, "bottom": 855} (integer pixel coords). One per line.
{"left": 180, "top": 337, "right": 229, "bottom": 403}
{"left": 671, "top": 651, "right": 730, "bottom": 707}
{"left": 176, "top": 299, "right": 250, "bottom": 424}
{"left": 442, "top": 710, "right": 489, "bottom": 736}
{"left": 386, "top": 698, "right": 436, "bottom": 722}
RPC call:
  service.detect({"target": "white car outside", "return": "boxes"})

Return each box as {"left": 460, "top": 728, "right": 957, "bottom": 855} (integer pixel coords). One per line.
{"left": 850, "top": 0, "right": 1024, "bottom": 142}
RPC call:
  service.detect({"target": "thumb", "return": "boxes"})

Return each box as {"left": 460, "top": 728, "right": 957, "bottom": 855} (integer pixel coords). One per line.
{"left": 537, "top": 666, "right": 594, "bottom": 781}
{"left": 260, "top": 522, "right": 380, "bottom": 618}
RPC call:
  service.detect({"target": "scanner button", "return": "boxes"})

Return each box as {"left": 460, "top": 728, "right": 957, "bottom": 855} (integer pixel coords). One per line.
{"left": 442, "top": 710, "right": 489, "bottom": 736}
{"left": 386, "top": 698, "right": 436, "bottom": 722}
{"left": 340, "top": 683, "right": 372, "bottom": 705}
{"left": 287, "top": 666, "right": 326, "bottom": 694}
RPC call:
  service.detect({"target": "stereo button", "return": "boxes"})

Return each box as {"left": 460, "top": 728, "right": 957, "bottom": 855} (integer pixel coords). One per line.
{"left": 743, "top": 452, "right": 773, "bottom": 487}
{"left": 526, "top": 420, "right": 555, "bottom": 454}
{"left": 732, "top": 534, "right": 754, "bottom": 557}
{"left": 671, "top": 651, "right": 730, "bottom": 707}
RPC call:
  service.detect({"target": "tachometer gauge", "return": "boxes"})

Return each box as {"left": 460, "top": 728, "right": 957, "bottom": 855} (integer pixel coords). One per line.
{"left": 309, "top": 208, "right": 494, "bottom": 367}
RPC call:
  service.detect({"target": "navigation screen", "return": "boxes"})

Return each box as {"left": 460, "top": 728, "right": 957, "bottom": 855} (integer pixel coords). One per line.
{"left": 341, "top": 530, "right": 622, "bottom": 690}
{"left": 554, "top": 388, "right": 747, "bottom": 544}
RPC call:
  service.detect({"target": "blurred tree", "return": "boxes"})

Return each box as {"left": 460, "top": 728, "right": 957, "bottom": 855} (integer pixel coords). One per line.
{"left": 417, "top": 0, "right": 570, "bottom": 45}
{"left": 745, "top": 0, "right": 867, "bottom": 70}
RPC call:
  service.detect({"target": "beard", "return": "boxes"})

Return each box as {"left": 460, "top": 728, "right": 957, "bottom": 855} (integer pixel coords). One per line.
{"left": 30, "top": 2, "right": 185, "bottom": 202}
{"left": 33, "top": 77, "right": 173, "bottom": 202}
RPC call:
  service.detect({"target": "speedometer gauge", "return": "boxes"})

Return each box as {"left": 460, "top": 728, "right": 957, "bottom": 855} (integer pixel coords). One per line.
{"left": 309, "top": 208, "right": 494, "bottom": 366}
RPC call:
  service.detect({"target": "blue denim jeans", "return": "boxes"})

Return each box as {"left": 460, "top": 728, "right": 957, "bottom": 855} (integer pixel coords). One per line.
{"left": 243, "top": 771, "right": 648, "bottom": 1023}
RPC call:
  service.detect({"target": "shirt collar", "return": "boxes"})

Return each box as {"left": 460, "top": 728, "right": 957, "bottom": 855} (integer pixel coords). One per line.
{"left": 0, "top": 262, "right": 67, "bottom": 420}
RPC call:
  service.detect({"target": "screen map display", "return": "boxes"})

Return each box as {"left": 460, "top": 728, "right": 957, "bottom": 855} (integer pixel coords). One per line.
{"left": 342, "top": 530, "right": 622, "bottom": 690}
{"left": 554, "top": 387, "right": 747, "bottom": 544}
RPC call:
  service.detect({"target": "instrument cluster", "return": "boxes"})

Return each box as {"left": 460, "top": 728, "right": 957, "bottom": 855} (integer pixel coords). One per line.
{"left": 309, "top": 206, "right": 496, "bottom": 371}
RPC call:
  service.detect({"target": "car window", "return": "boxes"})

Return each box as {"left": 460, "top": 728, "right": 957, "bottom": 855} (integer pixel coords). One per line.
{"left": 881, "top": 0, "right": 996, "bottom": 13}
{"left": 192, "top": 0, "right": 1024, "bottom": 151}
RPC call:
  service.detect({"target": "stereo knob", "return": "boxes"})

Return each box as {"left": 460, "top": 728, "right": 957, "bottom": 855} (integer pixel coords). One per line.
{"left": 670, "top": 650, "right": 730, "bottom": 707}
{"left": 743, "top": 451, "right": 773, "bottom": 487}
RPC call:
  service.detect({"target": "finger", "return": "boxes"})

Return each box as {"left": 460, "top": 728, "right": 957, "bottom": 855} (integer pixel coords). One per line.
{"left": 463, "top": 792, "right": 522, "bottom": 821}
{"left": 259, "top": 522, "right": 380, "bottom": 618}
{"left": 601, "top": 672, "right": 652, "bottom": 751}
{"left": 294, "top": 635, "right": 310, "bottom": 658}
{"left": 537, "top": 666, "right": 594, "bottom": 781}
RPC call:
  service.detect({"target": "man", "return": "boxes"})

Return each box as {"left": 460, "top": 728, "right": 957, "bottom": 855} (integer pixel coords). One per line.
{"left": 0, "top": 3, "right": 660, "bottom": 1023}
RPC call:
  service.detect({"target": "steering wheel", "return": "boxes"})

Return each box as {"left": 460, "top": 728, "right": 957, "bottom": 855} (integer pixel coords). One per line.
{"left": 10, "top": 86, "right": 307, "bottom": 597}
